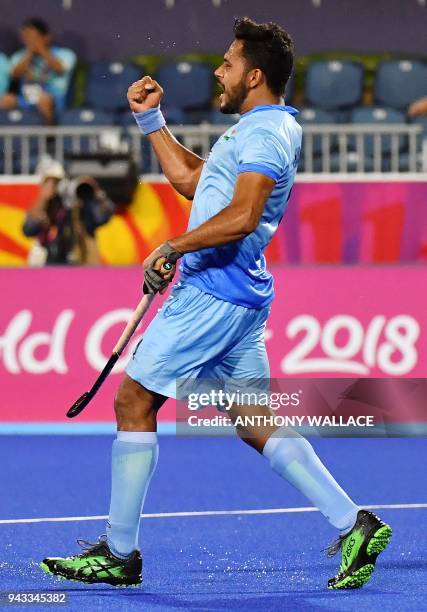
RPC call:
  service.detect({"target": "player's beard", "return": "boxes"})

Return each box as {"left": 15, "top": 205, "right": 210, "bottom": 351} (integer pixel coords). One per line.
{"left": 220, "top": 79, "right": 249, "bottom": 114}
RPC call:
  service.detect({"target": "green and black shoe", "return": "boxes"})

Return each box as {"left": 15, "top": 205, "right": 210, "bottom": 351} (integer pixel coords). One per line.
{"left": 40, "top": 535, "right": 142, "bottom": 587}
{"left": 326, "top": 509, "right": 392, "bottom": 589}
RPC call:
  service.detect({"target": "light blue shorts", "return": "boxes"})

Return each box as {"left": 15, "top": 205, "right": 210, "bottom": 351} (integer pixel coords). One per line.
{"left": 126, "top": 282, "right": 270, "bottom": 399}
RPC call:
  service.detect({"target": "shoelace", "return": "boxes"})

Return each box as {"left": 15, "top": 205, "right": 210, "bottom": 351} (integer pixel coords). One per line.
{"left": 323, "top": 535, "right": 346, "bottom": 558}
{"left": 323, "top": 509, "right": 380, "bottom": 558}
{"left": 76, "top": 534, "right": 107, "bottom": 552}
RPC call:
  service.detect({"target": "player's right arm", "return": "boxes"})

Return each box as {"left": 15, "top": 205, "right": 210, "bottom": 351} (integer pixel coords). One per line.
{"left": 127, "top": 76, "right": 204, "bottom": 200}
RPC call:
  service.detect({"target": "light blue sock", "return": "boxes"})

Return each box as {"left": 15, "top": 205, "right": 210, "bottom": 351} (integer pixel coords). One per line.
{"left": 263, "top": 429, "right": 359, "bottom": 534}
{"left": 107, "top": 431, "right": 158, "bottom": 558}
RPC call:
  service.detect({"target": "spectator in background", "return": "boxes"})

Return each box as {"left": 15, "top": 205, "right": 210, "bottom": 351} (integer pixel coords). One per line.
{"left": 23, "top": 158, "right": 115, "bottom": 265}
{"left": 408, "top": 97, "right": 427, "bottom": 117}
{"left": 0, "top": 18, "right": 76, "bottom": 124}
{"left": 0, "top": 53, "right": 9, "bottom": 96}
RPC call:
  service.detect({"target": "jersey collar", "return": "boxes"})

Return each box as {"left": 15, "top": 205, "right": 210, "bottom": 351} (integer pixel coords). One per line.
{"left": 241, "top": 104, "right": 299, "bottom": 118}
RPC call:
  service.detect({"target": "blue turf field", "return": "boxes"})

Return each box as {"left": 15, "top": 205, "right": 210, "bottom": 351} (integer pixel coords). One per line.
{"left": 1, "top": 435, "right": 426, "bottom": 611}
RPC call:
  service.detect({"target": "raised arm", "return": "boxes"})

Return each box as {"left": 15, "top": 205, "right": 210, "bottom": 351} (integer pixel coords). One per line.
{"left": 127, "top": 76, "right": 205, "bottom": 200}
{"left": 10, "top": 51, "right": 33, "bottom": 79}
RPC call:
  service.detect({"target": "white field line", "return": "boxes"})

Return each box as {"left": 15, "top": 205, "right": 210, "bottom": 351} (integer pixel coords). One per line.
{"left": 0, "top": 503, "right": 426, "bottom": 526}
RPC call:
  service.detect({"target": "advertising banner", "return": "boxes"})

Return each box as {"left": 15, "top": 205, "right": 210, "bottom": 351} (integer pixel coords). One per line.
{"left": 0, "top": 266, "right": 426, "bottom": 424}
{"left": 1, "top": 179, "right": 426, "bottom": 266}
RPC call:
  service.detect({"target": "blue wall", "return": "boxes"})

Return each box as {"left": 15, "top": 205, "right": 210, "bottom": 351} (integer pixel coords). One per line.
{"left": 0, "top": 0, "right": 426, "bottom": 60}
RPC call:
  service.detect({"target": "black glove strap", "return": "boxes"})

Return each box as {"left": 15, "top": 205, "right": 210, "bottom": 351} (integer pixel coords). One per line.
{"left": 159, "top": 241, "right": 182, "bottom": 264}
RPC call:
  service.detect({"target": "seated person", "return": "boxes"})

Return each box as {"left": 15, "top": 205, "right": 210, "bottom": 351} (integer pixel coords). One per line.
{"left": 0, "top": 18, "right": 76, "bottom": 124}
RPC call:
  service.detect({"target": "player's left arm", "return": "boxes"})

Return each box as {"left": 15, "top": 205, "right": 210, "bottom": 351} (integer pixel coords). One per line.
{"left": 142, "top": 126, "right": 285, "bottom": 293}
{"left": 141, "top": 172, "right": 274, "bottom": 293}
{"left": 168, "top": 171, "right": 275, "bottom": 253}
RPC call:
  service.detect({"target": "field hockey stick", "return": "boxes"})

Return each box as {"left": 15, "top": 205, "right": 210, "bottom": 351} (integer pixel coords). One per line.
{"left": 66, "top": 263, "right": 173, "bottom": 418}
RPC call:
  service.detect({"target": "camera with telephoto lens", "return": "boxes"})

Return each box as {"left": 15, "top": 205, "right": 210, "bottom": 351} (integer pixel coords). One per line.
{"left": 75, "top": 180, "right": 97, "bottom": 204}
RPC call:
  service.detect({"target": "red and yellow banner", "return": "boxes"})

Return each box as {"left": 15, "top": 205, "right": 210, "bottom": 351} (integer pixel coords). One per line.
{"left": 1, "top": 179, "right": 427, "bottom": 266}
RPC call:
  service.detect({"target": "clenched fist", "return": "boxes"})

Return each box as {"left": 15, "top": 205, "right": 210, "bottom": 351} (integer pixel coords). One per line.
{"left": 127, "top": 76, "right": 164, "bottom": 113}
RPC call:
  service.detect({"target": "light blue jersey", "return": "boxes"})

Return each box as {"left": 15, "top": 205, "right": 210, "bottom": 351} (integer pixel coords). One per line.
{"left": 127, "top": 104, "right": 302, "bottom": 398}
{"left": 180, "top": 104, "right": 302, "bottom": 309}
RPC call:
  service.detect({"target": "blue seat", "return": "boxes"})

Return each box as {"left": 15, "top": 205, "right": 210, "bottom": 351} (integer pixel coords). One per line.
{"left": 0, "top": 108, "right": 43, "bottom": 127}
{"left": 409, "top": 115, "right": 427, "bottom": 169}
{"left": 0, "top": 109, "right": 43, "bottom": 173}
{"left": 58, "top": 108, "right": 115, "bottom": 155}
{"left": 344, "top": 107, "right": 407, "bottom": 172}
{"left": 375, "top": 60, "right": 427, "bottom": 110}
{"left": 410, "top": 115, "right": 427, "bottom": 147}
{"left": 86, "top": 61, "right": 142, "bottom": 112}
{"left": 305, "top": 60, "right": 364, "bottom": 111}
{"left": 0, "top": 53, "right": 9, "bottom": 96}
{"left": 297, "top": 107, "right": 335, "bottom": 152}
{"left": 351, "top": 106, "right": 407, "bottom": 155}
{"left": 411, "top": 115, "right": 427, "bottom": 135}
{"left": 296, "top": 108, "right": 335, "bottom": 170}
{"left": 156, "top": 61, "right": 213, "bottom": 111}
{"left": 59, "top": 108, "right": 114, "bottom": 126}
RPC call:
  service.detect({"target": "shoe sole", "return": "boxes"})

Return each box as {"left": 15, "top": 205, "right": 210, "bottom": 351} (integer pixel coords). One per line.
{"left": 40, "top": 562, "right": 141, "bottom": 588}
{"left": 328, "top": 523, "right": 392, "bottom": 590}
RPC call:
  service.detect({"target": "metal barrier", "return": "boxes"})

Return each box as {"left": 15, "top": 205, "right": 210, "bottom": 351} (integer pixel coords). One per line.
{"left": 0, "top": 123, "right": 423, "bottom": 175}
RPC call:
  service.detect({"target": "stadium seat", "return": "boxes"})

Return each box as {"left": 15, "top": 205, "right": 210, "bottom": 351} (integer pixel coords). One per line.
{"left": 0, "top": 109, "right": 43, "bottom": 173}
{"left": 85, "top": 61, "right": 142, "bottom": 112}
{"left": 346, "top": 107, "right": 407, "bottom": 172}
{"left": 410, "top": 115, "right": 427, "bottom": 144}
{"left": 296, "top": 108, "right": 335, "bottom": 170}
{"left": 156, "top": 61, "right": 213, "bottom": 111}
{"left": 58, "top": 108, "right": 116, "bottom": 155}
{"left": 297, "top": 108, "right": 335, "bottom": 152}
{"left": 305, "top": 60, "right": 364, "bottom": 111}
{"left": 375, "top": 60, "right": 427, "bottom": 110}
{"left": 409, "top": 115, "right": 427, "bottom": 170}
{"left": 59, "top": 108, "right": 114, "bottom": 126}
{"left": 351, "top": 106, "right": 407, "bottom": 155}
{"left": 0, "top": 53, "right": 9, "bottom": 96}
{"left": 0, "top": 108, "right": 43, "bottom": 127}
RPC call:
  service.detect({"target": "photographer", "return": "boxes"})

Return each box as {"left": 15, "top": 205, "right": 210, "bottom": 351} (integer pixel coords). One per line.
{"left": 23, "top": 161, "right": 114, "bottom": 265}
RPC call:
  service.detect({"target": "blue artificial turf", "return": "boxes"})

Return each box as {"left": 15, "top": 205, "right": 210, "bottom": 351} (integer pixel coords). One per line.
{"left": 0, "top": 436, "right": 426, "bottom": 611}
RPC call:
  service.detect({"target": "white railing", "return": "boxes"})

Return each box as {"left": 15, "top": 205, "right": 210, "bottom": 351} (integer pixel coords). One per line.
{"left": 0, "top": 123, "right": 424, "bottom": 175}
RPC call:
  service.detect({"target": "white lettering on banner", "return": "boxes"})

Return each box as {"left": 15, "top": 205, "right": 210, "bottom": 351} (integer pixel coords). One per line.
{"left": 281, "top": 314, "right": 420, "bottom": 376}
{"left": 0, "top": 311, "right": 31, "bottom": 373}
{"left": 0, "top": 310, "right": 74, "bottom": 374}
{"left": 85, "top": 309, "right": 142, "bottom": 372}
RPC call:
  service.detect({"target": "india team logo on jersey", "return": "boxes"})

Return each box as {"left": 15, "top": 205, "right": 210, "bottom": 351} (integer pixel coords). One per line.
{"left": 223, "top": 127, "right": 237, "bottom": 141}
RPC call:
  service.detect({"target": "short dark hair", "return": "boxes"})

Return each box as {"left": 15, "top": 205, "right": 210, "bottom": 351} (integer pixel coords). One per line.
{"left": 22, "top": 17, "right": 50, "bottom": 36}
{"left": 233, "top": 17, "right": 293, "bottom": 96}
